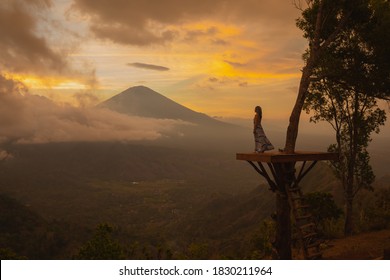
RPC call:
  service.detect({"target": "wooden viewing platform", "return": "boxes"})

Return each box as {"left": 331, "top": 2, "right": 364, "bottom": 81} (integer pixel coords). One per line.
{"left": 236, "top": 151, "right": 338, "bottom": 193}
{"left": 236, "top": 150, "right": 339, "bottom": 260}
{"left": 236, "top": 151, "right": 338, "bottom": 163}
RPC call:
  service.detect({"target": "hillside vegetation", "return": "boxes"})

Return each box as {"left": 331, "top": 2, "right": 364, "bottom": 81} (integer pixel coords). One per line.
{"left": 1, "top": 141, "right": 389, "bottom": 259}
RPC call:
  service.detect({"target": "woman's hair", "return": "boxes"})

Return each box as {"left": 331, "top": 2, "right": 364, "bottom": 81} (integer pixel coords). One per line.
{"left": 255, "top": 106, "right": 262, "bottom": 114}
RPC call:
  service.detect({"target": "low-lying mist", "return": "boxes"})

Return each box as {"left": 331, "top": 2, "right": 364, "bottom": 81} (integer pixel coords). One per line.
{"left": 0, "top": 76, "right": 189, "bottom": 146}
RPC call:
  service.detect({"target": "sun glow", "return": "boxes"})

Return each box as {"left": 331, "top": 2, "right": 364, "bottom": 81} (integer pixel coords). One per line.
{"left": 3, "top": 72, "right": 88, "bottom": 90}
{"left": 209, "top": 59, "right": 300, "bottom": 80}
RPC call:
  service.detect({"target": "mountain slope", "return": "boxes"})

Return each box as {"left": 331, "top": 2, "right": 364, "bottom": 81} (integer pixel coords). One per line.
{"left": 99, "top": 86, "right": 229, "bottom": 126}
{"left": 98, "top": 86, "right": 251, "bottom": 151}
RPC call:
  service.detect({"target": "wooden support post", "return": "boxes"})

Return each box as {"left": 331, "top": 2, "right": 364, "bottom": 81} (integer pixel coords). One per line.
{"left": 275, "top": 190, "right": 291, "bottom": 259}
{"left": 273, "top": 162, "right": 295, "bottom": 259}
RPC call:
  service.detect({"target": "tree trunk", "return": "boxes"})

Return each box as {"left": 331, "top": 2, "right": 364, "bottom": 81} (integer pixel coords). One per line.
{"left": 275, "top": 191, "right": 291, "bottom": 259}
{"left": 284, "top": 63, "right": 314, "bottom": 153}
{"left": 344, "top": 155, "right": 356, "bottom": 236}
{"left": 344, "top": 197, "right": 354, "bottom": 236}
{"left": 284, "top": 0, "right": 325, "bottom": 153}
{"left": 344, "top": 94, "right": 359, "bottom": 236}
{"left": 285, "top": 1, "right": 351, "bottom": 153}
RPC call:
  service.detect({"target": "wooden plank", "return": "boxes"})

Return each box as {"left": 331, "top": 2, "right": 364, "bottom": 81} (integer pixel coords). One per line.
{"left": 236, "top": 151, "right": 338, "bottom": 163}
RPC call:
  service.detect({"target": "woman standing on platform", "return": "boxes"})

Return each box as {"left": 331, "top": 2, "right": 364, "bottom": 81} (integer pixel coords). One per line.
{"left": 253, "top": 106, "right": 274, "bottom": 153}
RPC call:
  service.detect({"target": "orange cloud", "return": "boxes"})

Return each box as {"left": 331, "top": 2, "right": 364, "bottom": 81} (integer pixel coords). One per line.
{"left": 2, "top": 72, "right": 90, "bottom": 90}
{"left": 71, "top": 0, "right": 298, "bottom": 46}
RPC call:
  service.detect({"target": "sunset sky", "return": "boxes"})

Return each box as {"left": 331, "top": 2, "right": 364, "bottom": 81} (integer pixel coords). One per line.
{"left": 0, "top": 0, "right": 308, "bottom": 120}
{"left": 1, "top": 0, "right": 389, "bottom": 146}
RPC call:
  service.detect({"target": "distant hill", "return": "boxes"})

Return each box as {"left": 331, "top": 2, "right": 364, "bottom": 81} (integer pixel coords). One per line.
{"left": 99, "top": 86, "right": 231, "bottom": 127}
{"left": 0, "top": 193, "right": 73, "bottom": 259}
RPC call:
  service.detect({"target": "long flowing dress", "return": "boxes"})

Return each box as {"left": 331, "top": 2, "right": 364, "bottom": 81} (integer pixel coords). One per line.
{"left": 254, "top": 111, "right": 274, "bottom": 153}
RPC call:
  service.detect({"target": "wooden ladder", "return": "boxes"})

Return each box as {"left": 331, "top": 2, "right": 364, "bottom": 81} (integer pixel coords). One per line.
{"left": 286, "top": 185, "right": 322, "bottom": 259}
{"left": 245, "top": 159, "right": 325, "bottom": 259}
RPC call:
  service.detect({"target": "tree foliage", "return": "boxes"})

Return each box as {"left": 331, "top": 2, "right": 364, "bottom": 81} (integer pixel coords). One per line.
{"left": 303, "top": 192, "right": 343, "bottom": 238}
{"left": 75, "top": 223, "right": 126, "bottom": 260}
{"left": 286, "top": 0, "right": 390, "bottom": 152}
{"left": 304, "top": 192, "right": 343, "bottom": 223}
{"left": 249, "top": 219, "right": 276, "bottom": 259}
{"left": 301, "top": 0, "right": 389, "bottom": 235}
{"left": 357, "top": 187, "right": 390, "bottom": 231}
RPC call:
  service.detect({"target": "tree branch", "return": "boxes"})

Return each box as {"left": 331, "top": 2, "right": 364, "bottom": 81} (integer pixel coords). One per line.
{"left": 319, "top": 10, "right": 352, "bottom": 53}
{"left": 312, "top": 0, "right": 325, "bottom": 53}
{"left": 292, "top": 0, "right": 312, "bottom": 11}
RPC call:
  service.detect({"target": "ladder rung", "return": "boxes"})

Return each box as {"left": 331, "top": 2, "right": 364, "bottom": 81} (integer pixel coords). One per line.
{"left": 291, "top": 196, "right": 302, "bottom": 201}
{"left": 306, "top": 240, "right": 322, "bottom": 249}
{"left": 296, "top": 204, "right": 310, "bottom": 209}
{"left": 302, "top": 232, "right": 317, "bottom": 239}
{"left": 300, "top": 223, "right": 316, "bottom": 230}
{"left": 307, "top": 252, "right": 322, "bottom": 260}
{"left": 286, "top": 186, "right": 322, "bottom": 260}
{"left": 296, "top": 214, "right": 312, "bottom": 220}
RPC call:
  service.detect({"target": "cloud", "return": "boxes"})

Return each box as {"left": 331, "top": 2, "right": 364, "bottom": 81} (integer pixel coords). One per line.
{"left": 199, "top": 76, "right": 249, "bottom": 90}
{"left": 0, "top": 1, "right": 68, "bottom": 75}
{"left": 72, "top": 91, "right": 100, "bottom": 107}
{"left": 70, "top": 0, "right": 299, "bottom": 46}
{"left": 184, "top": 26, "right": 219, "bottom": 42}
{"left": 0, "top": 149, "right": 13, "bottom": 161}
{"left": 211, "top": 38, "right": 228, "bottom": 46}
{"left": 67, "top": 0, "right": 304, "bottom": 88}
{"left": 0, "top": 0, "right": 98, "bottom": 90}
{"left": 127, "top": 62, "right": 170, "bottom": 72}
{"left": 0, "top": 75, "right": 187, "bottom": 144}
{"left": 223, "top": 60, "right": 246, "bottom": 68}
{"left": 91, "top": 23, "right": 177, "bottom": 46}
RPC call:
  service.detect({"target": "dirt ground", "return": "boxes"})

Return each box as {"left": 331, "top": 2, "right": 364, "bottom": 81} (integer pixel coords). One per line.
{"left": 322, "top": 229, "right": 390, "bottom": 259}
